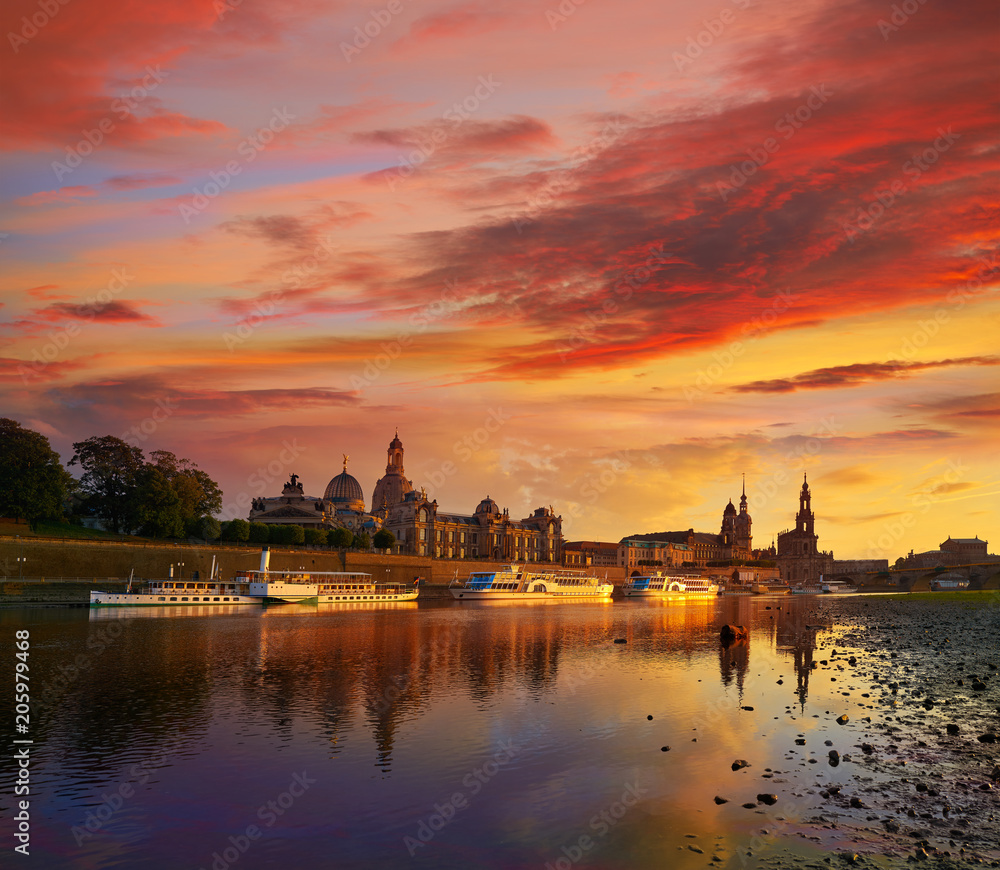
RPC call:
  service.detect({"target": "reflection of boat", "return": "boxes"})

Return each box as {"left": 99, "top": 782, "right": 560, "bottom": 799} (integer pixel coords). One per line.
{"left": 790, "top": 584, "right": 822, "bottom": 594}
{"left": 621, "top": 572, "right": 719, "bottom": 598}
{"left": 449, "top": 565, "right": 613, "bottom": 600}
{"left": 751, "top": 583, "right": 790, "bottom": 595}
{"left": 89, "top": 604, "right": 259, "bottom": 619}
{"left": 91, "top": 549, "right": 419, "bottom": 607}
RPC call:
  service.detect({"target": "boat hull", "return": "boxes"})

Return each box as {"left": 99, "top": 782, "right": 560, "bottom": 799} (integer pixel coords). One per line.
{"left": 621, "top": 587, "right": 718, "bottom": 598}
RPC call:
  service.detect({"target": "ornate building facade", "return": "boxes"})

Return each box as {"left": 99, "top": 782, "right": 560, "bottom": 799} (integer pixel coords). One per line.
{"left": 250, "top": 432, "right": 563, "bottom": 560}
{"left": 775, "top": 474, "right": 834, "bottom": 583}
{"left": 248, "top": 459, "right": 382, "bottom": 535}
{"left": 617, "top": 481, "right": 754, "bottom": 568}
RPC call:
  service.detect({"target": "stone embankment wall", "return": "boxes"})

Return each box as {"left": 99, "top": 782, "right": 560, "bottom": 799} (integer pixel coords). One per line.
{"left": 0, "top": 536, "right": 628, "bottom": 604}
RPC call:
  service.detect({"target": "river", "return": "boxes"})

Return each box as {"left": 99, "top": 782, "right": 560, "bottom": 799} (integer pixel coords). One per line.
{"left": 3, "top": 593, "right": 991, "bottom": 869}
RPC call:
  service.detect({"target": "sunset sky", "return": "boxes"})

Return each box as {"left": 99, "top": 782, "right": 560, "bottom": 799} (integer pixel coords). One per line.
{"left": 1, "top": 0, "right": 998, "bottom": 558}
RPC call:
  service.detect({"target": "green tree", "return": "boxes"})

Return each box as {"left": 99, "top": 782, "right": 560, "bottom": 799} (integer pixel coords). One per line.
{"left": 220, "top": 519, "right": 250, "bottom": 542}
{"left": 195, "top": 516, "right": 222, "bottom": 541}
{"left": 372, "top": 529, "right": 395, "bottom": 550}
{"left": 249, "top": 522, "right": 270, "bottom": 544}
{"left": 69, "top": 435, "right": 145, "bottom": 533}
{"left": 0, "top": 418, "right": 73, "bottom": 529}
{"left": 148, "top": 450, "right": 223, "bottom": 522}
{"left": 352, "top": 531, "right": 371, "bottom": 550}
{"left": 329, "top": 527, "right": 353, "bottom": 548}
{"left": 286, "top": 524, "right": 305, "bottom": 545}
{"left": 134, "top": 466, "right": 185, "bottom": 538}
{"left": 304, "top": 528, "right": 328, "bottom": 546}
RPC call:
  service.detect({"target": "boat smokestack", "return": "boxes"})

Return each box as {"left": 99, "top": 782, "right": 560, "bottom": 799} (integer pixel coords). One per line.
{"left": 260, "top": 547, "right": 270, "bottom": 572}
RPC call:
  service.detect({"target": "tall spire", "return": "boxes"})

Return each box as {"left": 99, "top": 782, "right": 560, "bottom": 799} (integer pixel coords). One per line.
{"left": 742, "top": 473, "right": 745, "bottom": 497}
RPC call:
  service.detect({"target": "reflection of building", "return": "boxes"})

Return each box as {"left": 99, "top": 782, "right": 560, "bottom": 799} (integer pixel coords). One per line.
{"left": 833, "top": 559, "right": 888, "bottom": 573}
{"left": 622, "top": 480, "right": 754, "bottom": 568}
{"left": 775, "top": 475, "right": 834, "bottom": 583}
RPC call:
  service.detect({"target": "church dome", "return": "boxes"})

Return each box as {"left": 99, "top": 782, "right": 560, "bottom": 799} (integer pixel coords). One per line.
{"left": 475, "top": 496, "right": 500, "bottom": 516}
{"left": 723, "top": 499, "right": 737, "bottom": 516}
{"left": 325, "top": 470, "right": 365, "bottom": 509}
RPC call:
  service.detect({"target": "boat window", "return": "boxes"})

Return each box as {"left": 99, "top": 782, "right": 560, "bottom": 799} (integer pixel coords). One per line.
{"left": 158, "top": 597, "right": 166, "bottom": 601}
{"left": 181, "top": 597, "right": 188, "bottom": 601}
{"left": 170, "top": 597, "right": 177, "bottom": 601}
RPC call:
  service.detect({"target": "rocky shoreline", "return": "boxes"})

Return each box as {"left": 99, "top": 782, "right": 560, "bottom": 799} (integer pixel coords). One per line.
{"left": 736, "top": 592, "right": 999, "bottom": 869}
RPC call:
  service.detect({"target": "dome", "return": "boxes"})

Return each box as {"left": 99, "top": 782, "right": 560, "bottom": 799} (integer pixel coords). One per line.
{"left": 324, "top": 470, "right": 365, "bottom": 507}
{"left": 723, "top": 499, "right": 737, "bottom": 516}
{"left": 389, "top": 433, "right": 403, "bottom": 450}
{"left": 475, "top": 496, "right": 500, "bottom": 516}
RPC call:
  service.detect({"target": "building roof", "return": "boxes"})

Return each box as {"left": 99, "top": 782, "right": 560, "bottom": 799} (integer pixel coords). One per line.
{"left": 324, "top": 470, "right": 365, "bottom": 506}
{"left": 943, "top": 536, "right": 987, "bottom": 544}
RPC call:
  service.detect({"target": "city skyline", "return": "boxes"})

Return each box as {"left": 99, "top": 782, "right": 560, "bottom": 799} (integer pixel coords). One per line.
{"left": 1, "top": 0, "right": 998, "bottom": 560}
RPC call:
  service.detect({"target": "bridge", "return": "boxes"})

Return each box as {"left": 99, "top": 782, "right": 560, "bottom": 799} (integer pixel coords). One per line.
{"left": 827, "top": 562, "right": 1000, "bottom": 592}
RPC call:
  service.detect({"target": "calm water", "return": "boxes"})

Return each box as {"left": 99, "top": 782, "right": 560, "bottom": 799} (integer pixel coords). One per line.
{"left": 1, "top": 596, "right": 859, "bottom": 869}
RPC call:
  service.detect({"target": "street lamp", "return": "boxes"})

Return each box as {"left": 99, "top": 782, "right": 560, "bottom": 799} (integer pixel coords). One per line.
{"left": 16, "top": 535, "right": 24, "bottom": 580}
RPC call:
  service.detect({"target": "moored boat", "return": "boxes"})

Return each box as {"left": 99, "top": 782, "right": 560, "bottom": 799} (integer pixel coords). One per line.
{"left": 621, "top": 572, "right": 719, "bottom": 598}
{"left": 91, "top": 548, "right": 419, "bottom": 607}
{"left": 449, "top": 565, "right": 613, "bottom": 600}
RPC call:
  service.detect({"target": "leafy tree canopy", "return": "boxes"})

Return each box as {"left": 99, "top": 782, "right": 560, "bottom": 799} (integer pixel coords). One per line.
{"left": 0, "top": 418, "right": 73, "bottom": 529}
{"left": 69, "top": 435, "right": 145, "bottom": 533}
{"left": 372, "top": 529, "right": 395, "bottom": 550}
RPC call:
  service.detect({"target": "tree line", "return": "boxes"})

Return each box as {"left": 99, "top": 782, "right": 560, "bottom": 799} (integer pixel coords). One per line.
{"left": 0, "top": 418, "right": 395, "bottom": 550}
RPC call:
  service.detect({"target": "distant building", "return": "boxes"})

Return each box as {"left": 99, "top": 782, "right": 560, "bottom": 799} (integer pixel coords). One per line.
{"left": 622, "top": 479, "right": 754, "bottom": 568}
{"left": 616, "top": 538, "right": 689, "bottom": 569}
{"left": 775, "top": 474, "right": 834, "bottom": 583}
{"left": 563, "top": 541, "right": 621, "bottom": 567}
{"left": 373, "top": 434, "right": 563, "bottom": 561}
{"left": 900, "top": 536, "right": 996, "bottom": 569}
{"left": 939, "top": 536, "right": 989, "bottom": 559}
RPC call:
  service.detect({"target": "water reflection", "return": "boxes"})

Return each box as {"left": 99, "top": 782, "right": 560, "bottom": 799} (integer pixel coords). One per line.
{"left": 0, "top": 595, "right": 836, "bottom": 869}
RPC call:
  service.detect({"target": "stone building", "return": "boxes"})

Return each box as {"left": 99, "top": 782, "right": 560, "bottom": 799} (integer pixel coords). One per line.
{"left": 939, "top": 536, "right": 989, "bottom": 559}
{"left": 620, "top": 481, "right": 754, "bottom": 568}
{"left": 775, "top": 474, "right": 834, "bottom": 583}
{"left": 372, "top": 433, "right": 563, "bottom": 561}
{"left": 248, "top": 459, "right": 382, "bottom": 536}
